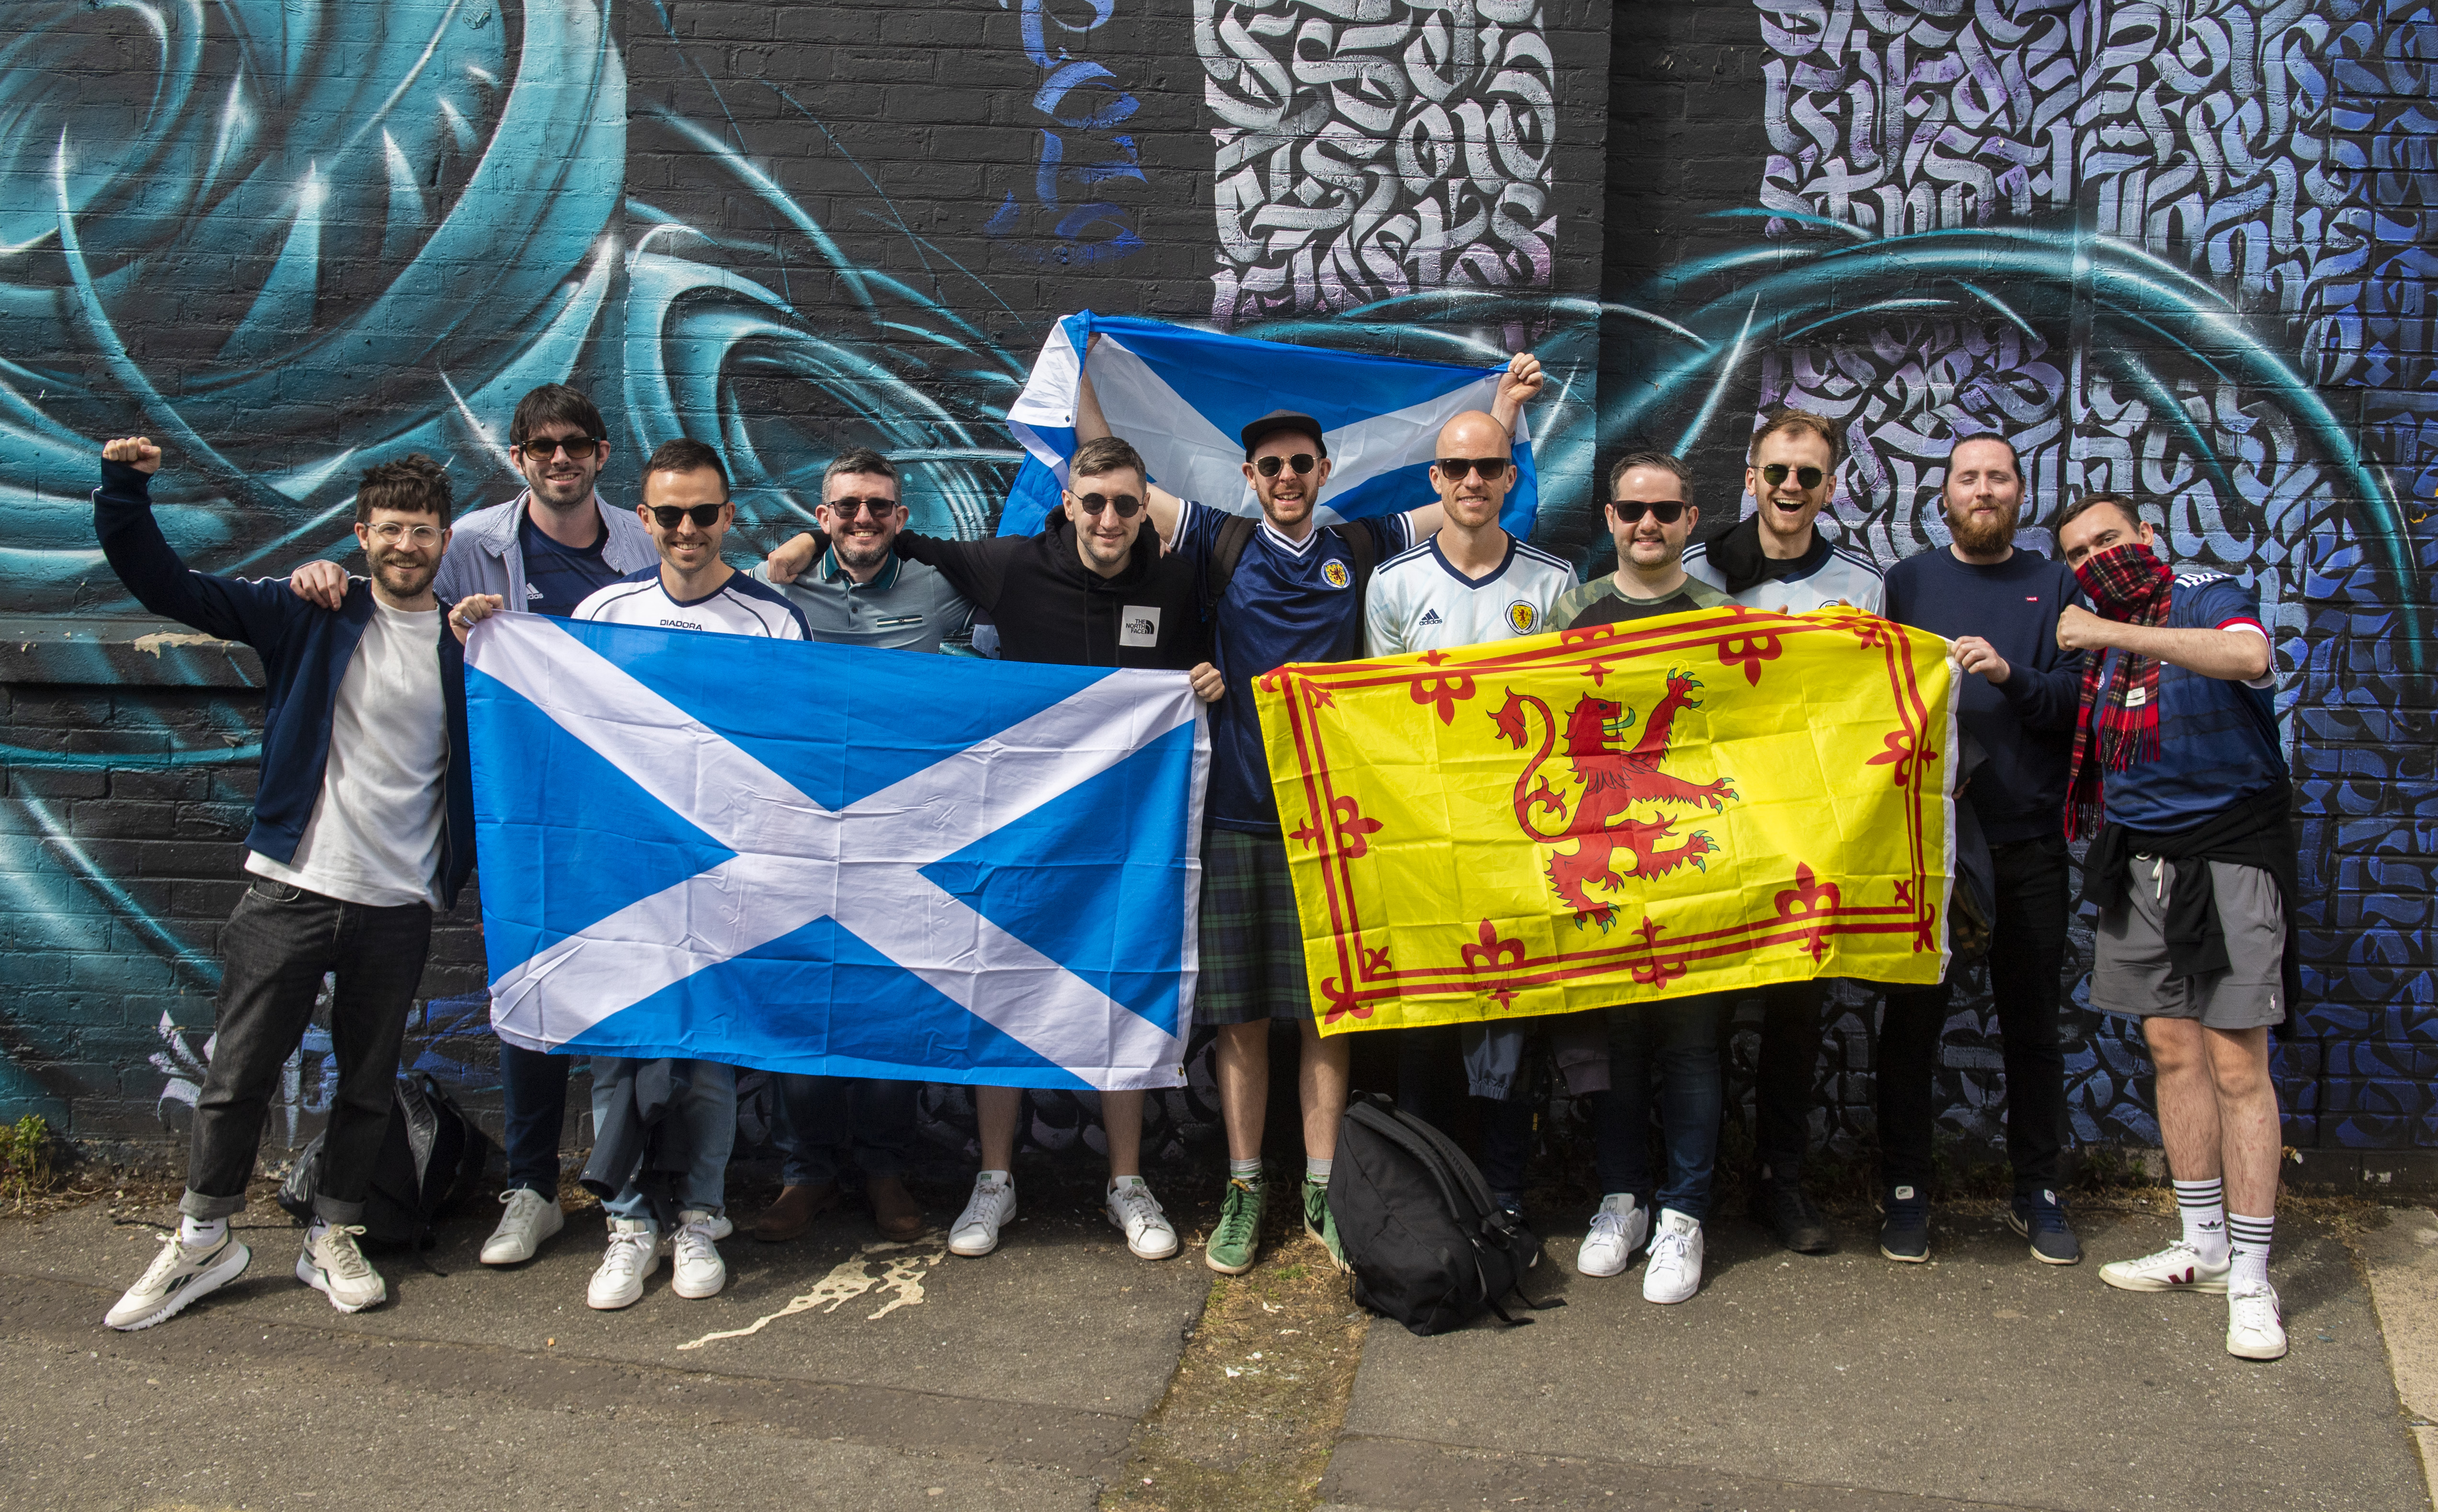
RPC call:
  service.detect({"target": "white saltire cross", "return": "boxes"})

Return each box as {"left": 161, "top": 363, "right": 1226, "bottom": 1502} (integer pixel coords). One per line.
{"left": 470, "top": 616, "right": 1201, "bottom": 1090}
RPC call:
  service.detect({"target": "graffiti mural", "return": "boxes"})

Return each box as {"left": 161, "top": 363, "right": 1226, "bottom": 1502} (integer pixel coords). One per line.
{"left": 1733, "top": 0, "right": 2438, "bottom": 1156}
{"left": 1194, "top": 0, "right": 1560, "bottom": 325}
{"left": 0, "top": 0, "right": 2428, "bottom": 1178}
{"left": 984, "top": 0, "right": 1151, "bottom": 264}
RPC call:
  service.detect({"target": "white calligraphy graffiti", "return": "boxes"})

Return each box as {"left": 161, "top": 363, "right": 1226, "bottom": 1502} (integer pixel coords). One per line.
{"left": 1195, "top": 0, "right": 1557, "bottom": 324}
{"left": 1747, "top": 0, "right": 2381, "bottom": 643}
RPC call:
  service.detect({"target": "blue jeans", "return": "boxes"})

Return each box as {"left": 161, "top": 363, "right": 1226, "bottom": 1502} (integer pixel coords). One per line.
{"left": 1592, "top": 994, "right": 1727, "bottom": 1222}
{"left": 590, "top": 1059, "right": 736, "bottom": 1222}
{"left": 775, "top": 1075, "right": 917, "bottom": 1186}
{"left": 500, "top": 1041, "right": 572, "bottom": 1196}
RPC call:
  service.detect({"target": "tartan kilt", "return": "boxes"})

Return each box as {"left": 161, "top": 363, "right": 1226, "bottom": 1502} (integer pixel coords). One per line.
{"left": 1194, "top": 827, "right": 1315, "bottom": 1026}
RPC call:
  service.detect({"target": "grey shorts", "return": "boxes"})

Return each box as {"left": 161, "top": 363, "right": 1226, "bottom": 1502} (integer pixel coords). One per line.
{"left": 2092, "top": 855, "right": 2286, "bottom": 1031}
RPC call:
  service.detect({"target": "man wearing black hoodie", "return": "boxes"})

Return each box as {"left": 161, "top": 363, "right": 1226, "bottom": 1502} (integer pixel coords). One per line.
{"left": 1876, "top": 434, "right": 2083, "bottom": 1268}
{"left": 1683, "top": 407, "right": 1884, "bottom": 1255}
{"left": 766, "top": 435, "right": 1221, "bottom": 1266}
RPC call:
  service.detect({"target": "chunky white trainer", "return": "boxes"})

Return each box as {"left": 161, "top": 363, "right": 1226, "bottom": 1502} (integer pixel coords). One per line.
{"left": 2227, "top": 1285, "right": 2289, "bottom": 1362}
{"left": 105, "top": 1232, "right": 250, "bottom": 1331}
{"left": 1642, "top": 1209, "right": 1705, "bottom": 1305}
{"left": 2099, "top": 1239, "right": 2232, "bottom": 1295}
{"left": 1575, "top": 1193, "right": 1648, "bottom": 1279}
{"left": 1106, "top": 1177, "right": 1179, "bottom": 1261}
{"left": 480, "top": 1188, "right": 566, "bottom": 1266}
{"left": 948, "top": 1174, "right": 1018, "bottom": 1258}
{"left": 587, "top": 1218, "right": 659, "bottom": 1310}
{"left": 669, "top": 1209, "right": 728, "bottom": 1299}
{"left": 296, "top": 1224, "right": 387, "bottom": 1313}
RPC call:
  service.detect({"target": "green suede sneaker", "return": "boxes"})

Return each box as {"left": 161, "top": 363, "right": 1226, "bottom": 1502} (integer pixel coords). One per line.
{"left": 1204, "top": 1178, "right": 1263, "bottom": 1275}
{"left": 1303, "top": 1177, "right": 1347, "bottom": 1271}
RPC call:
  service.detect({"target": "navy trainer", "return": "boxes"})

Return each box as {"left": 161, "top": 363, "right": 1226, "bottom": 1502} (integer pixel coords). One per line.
{"left": 1877, "top": 1184, "right": 1930, "bottom": 1263}
{"left": 2008, "top": 1188, "right": 2082, "bottom": 1265}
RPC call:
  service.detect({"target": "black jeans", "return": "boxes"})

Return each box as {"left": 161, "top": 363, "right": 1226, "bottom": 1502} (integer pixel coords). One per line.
{"left": 1752, "top": 979, "right": 1827, "bottom": 1180}
{"left": 181, "top": 879, "right": 433, "bottom": 1225}
{"left": 775, "top": 1075, "right": 918, "bottom": 1186}
{"left": 500, "top": 1042, "right": 572, "bottom": 1196}
{"left": 1876, "top": 833, "right": 2071, "bottom": 1195}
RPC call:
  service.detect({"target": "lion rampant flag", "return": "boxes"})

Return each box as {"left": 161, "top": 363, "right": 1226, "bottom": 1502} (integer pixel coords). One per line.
{"left": 1254, "top": 606, "right": 1957, "bottom": 1032}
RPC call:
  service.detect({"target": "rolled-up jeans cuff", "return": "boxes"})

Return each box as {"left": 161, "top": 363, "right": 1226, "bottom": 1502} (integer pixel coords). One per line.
{"left": 313, "top": 1193, "right": 366, "bottom": 1226}
{"left": 180, "top": 1188, "right": 247, "bottom": 1221}
{"left": 856, "top": 1146, "right": 907, "bottom": 1181}
{"left": 785, "top": 1161, "right": 839, "bottom": 1188}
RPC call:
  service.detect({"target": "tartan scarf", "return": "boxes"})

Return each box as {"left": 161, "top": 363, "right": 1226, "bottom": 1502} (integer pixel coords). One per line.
{"left": 2064, "top": 542, "right": 2176, "bottom": 839}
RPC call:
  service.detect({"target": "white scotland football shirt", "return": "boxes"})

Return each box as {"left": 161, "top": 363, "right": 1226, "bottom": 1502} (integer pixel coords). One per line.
{"left": 1363, "top": 535, "right": 1578, "bottom": 657}
{"left": 573, "top": 567, "right": 810, "bottom": 639}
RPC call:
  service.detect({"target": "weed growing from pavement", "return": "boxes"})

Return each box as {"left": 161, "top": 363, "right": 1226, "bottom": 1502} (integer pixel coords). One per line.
{"left": 0, "top": 1114, "right": 51, "bottom": 1207}
{"left": 1101, "top": 1182, "right": 1368, "bottom": 1512}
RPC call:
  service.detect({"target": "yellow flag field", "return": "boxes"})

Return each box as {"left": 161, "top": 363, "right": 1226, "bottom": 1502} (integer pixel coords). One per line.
{"left": 1255, "top": 607, "right": 1958, "bottom": 1033}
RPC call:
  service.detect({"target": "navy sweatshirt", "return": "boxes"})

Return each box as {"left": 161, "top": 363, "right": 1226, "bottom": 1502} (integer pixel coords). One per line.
{"left": 93, "top": 459, "right": 478, "bottom": 909}
{"left": 1883, "top": 546, "right": 2084, "bottom": 846}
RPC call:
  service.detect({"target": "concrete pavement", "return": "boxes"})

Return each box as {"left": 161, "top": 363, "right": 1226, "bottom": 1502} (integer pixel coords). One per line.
{"left": 0, "top": 1188, "right": 2428, "bottom": 1512}
{"left": 1322, "top": 1201, "right": 2429, "bottom": 1512}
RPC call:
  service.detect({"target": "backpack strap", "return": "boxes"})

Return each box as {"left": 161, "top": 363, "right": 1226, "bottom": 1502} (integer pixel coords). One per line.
{"left": 1338, "top": 517, "right": 1383, "bottom": 603}
{"left": 1207, "top": 513, "right": 1387, "bottom": 607}
{"left": 1206, "top": 513, "right": 1259, "bottom": 606}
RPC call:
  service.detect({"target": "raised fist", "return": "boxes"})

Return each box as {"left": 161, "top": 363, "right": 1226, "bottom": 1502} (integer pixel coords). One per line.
{"left": 102, "top": 436, "right": 162, "bottom": 474}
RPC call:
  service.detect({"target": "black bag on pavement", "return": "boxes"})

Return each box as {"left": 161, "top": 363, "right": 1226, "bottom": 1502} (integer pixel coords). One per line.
{"left": 1327, "top": 1091, "right": 1561, "bottom": 1336}
{"left": 278, "top": 1072, "right": 496, "bottom": 1253}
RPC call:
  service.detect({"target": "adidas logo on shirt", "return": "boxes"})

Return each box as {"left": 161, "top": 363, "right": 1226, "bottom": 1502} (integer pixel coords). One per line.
{"left": 1418, "top": 608, "right": 1442, "bottom": 626}
{"left": 526, "top": 584, "right": 544, "bottom": 600}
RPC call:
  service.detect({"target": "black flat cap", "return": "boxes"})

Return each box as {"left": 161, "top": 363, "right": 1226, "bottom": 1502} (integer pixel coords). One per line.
{"left": 1238, "top": 409, "right": 1328, "bottom": 460}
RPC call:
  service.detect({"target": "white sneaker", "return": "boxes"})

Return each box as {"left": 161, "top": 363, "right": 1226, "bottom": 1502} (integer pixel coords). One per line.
{"left": 1642, "top": 1209, "right": 1705, "bottom": 1305}
{"left": 2227, "top": 1284, "right": 2289, "bottom": 1361}
{"left": 657, "top": 1210, "right": 734, "bottom": 1253}
{"left": 1575, "top": 1193, "right": 1648, "bottom": 1278}
{"left": 105, "top": 1232, "right": 250, "bottom": 1330}
{"left": 2100, "top": 1239, "right": 2232, "bottom": 1295}
{"left": 949, "top": 1173, "right": 1018, "bottom": 1258}
{"left": 587, "top": 1218, "right": 659, "bottom": 1310}
{"left": 670, "top": 1209, "right": 728, "bottom": 1299}
{"left": 480, "top": 1188, "right": 566, "bottom": 1266}
{"left": 1106, "top": 1177, "right": 1179, "bottom": 1261}
{"left": 296, "top": 1224, "right": 387, "bottom": 1313}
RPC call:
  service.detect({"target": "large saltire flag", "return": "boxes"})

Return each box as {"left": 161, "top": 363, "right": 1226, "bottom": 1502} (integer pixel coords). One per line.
{"left": 1254, "top": 607, "right": 1957, "bottom": 1031}
{"left": 999, "top": 310, "right": 1538, "bottom": 536}
{"left": 464, "top": 613, "right": 1209, "bottom": 1090}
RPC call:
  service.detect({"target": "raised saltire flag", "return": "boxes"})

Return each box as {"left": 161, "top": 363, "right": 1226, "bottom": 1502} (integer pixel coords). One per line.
{"left": 1000, "top": 311, "right": 1537, "bottom": 536}
{"left": 464, "top": 613, "right": 1208, "bottom": 1091}
{"left": 1254, "top": 607, "right": 1957, "bottom": 1032}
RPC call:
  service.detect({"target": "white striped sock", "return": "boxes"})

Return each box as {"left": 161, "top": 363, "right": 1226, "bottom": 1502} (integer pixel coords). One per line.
{"left": 2228, "top": 1212, "right": 2274, "bottom": 1293}
{"left": 2173, "top": 1177, "right": 2229, "bottom": 1266}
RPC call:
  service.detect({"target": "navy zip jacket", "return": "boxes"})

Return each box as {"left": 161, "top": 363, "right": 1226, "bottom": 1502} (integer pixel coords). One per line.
{"left": 94, "top": 459, "right": 477, "bottom": 909}
{"left": 1883, "top": 545, "right": 2083, "bottom": 846}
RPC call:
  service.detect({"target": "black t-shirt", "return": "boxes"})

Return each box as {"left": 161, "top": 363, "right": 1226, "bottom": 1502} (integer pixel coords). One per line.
{"left": 894, "top": 516, "right": 1209, "bottom": 671}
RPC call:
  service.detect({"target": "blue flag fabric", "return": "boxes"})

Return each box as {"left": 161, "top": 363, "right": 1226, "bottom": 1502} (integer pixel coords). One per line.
{"left": 464, "top": 613, "right": 1207, "bottom": 1090}
{"left": 1001, "top": 311, "right": 1537, "bottom": 537}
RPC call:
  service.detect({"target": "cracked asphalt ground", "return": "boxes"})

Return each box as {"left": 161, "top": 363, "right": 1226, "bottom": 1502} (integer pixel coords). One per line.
{"left": 0, "top": 1176, "right": 2428, "bottom": 1512}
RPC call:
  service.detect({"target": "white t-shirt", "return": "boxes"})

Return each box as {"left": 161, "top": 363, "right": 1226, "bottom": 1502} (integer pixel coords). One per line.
{"left": 572, "top": 567, "right": 810, "bottom": 639}
{"left": 1364, "top": 534, "right": 1578, "bottom": 656}
{"left": 248, "top": 599, "right": 448, "bottom": 909}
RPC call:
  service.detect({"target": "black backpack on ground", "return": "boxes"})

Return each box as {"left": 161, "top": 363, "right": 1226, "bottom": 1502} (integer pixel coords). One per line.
{"left": 1327, "top": 1091, "right": 1562, "bottom": 1336}
{"left": 278, "top": 1072, "right": 496, "bottom": 1257}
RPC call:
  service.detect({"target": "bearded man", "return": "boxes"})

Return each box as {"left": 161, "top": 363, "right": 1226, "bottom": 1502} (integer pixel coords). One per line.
{"left": 1873, "top": 434, "right": 2085, "bottom": 1267}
